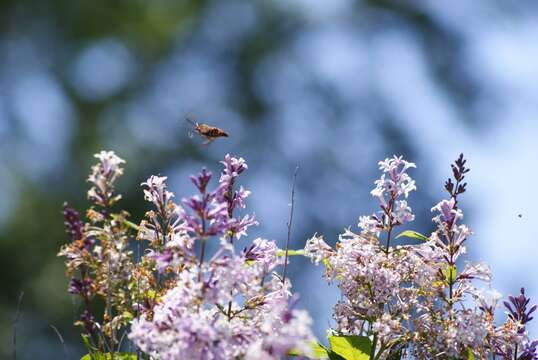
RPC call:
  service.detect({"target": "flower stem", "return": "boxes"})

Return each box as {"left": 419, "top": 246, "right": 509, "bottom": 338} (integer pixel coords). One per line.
{"left": 282, "top": 166, "right": 299, "bottom": 285}
{"left": 370, "top": 334, "right": 378, "bottom": 360}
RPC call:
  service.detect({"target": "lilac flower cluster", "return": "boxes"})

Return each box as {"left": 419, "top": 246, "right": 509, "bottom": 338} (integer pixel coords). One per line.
{"left": 358, "top": 156, "right": 416, "bottom": 247}
{"left": 59, "top": 150, "right": 313, "bottom": 359}
{"left": 129, "top": 154, "right": 313, "bottom": 359}
{"left": 305, "top": 154, "right": 538, "bottom": 359}
{"left": 129, "top": 243, "right": 313, "bottom": 359}
{"left": 60, "top": 150, "right": 537, "bottom": 360}
{"left": 87, "top": 150, "right": 125, "bottom": 208}
{"left": 177, "top": 156, "right": 256, "bottom": 244}
{"left": 59, "top": 151, "right": 138, "bottom": 348}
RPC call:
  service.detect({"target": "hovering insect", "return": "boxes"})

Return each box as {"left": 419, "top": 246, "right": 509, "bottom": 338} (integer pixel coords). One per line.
{"left": 186, "top": 117, "right": 229, "bottom": 145}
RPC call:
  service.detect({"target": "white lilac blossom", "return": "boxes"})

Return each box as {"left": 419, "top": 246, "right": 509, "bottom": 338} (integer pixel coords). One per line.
{"left": 243, "top": 237, "right": 279, "bottom": 269}
{"left": 304, "top": 226, "right": 427, "bottom": 349}
{"left": 358, "top": 155, "right": 417, "bottom": 246}
{"left": 304, "top": 154, "right": 538, "bottom": 360}
{"left": 357, "top": 215, "right": 381, "bottom": 236}
{"left": 392, "top": 199, "right": 414, "bottom": 224}
{"left": 245, "top": 295, "right": 315, "bottom": 359}
{"left": 142, "top": 175, "right": 174, "bottom": 210}
{"left": 87, "top": 150, "right": 125, "bottom": 207}
{"left": 304, "top": 233, "right": 333, "bottom": 265}
{"left": 371, "top": 156, "right": 416, "bottom": 202}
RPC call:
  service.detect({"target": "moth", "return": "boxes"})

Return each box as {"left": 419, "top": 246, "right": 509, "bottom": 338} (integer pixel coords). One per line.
{"left": 186, "top": 118, "right": 229, "bottom": 145}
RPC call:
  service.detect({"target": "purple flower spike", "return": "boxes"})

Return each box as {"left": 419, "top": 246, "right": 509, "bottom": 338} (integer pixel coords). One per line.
{"left": 504, "top": 287, "right": 537, "bottom": 332}
{"left": 63, "top": 202, "right": 84, "bottom": 242}
{"left": 180, "top": 167, "right": 230, "bottom": 239}
{"left": 68, "top": 277, "right": 93, "bottom": 297}
{"left": 520, "top": 340, "right": 538, "bottom": 360}
{"left": 81, "top": 309, "right": 96, "bottom": 333}
{"left": 190, "top": 168, "right": 212, "bottom": 194}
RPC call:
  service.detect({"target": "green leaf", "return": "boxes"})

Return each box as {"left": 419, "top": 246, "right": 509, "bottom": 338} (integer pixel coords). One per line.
{"left": 111, "top": 214, "right": 139, "bottom": 231}
{"left": 276, "top": 249, "right": 305, "bottom": 257}
{"left": 328, "top": 352, "right": 346, "bottom": 360}
{"left": 328, "top": 335, "right": 371, "bottom": 360}
{"left": 288, "top": 342, "right": 331, "bottom": 359}
{"left": 80, "top": 353, "right": 138, "bottom": 360}
{"left": 81, "top": 334, "right": 97, "bottom": 353}
{"left": 395, "top": 230, "right": 429, "bottom": 242}
{"left": 467, "top": 348, "right": 476, "bottom": 360}
{"left": 443, "top": 264, "right": 457, "bottom": 284}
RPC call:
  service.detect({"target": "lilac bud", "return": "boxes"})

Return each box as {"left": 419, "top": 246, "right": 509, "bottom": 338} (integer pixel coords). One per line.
{"left": 190, "top": 168, "right": 212, "bottom": 194}
{"left": 63, "top": 202, "right": 84, "bottom": 242}
{"left": 68, "top": 277, "right": 93, "bottom": 297}
{"left": 505, "top": 287, "right": 537, "bottom": 332}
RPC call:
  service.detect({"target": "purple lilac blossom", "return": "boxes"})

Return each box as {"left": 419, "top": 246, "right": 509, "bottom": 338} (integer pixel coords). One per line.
{"left": 129, "top": 155, "right": 314, "bottom": 359}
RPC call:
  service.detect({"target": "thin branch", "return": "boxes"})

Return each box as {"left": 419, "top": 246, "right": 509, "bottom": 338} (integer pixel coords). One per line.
{"left": 282, "top": 166, "right": 299, "bottom": 285}
{"left": 117, "top": 330, "right": 128, "bottom": 352}
{"left": 12, "top": 291, "right": 24, "bottom": 360}
{"left": 50, "top": 324, "right": 69, "bottom": 360}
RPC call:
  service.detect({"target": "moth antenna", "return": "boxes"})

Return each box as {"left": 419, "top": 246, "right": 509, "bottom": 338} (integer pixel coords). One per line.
{"left": 185, "top": 117, "right": 196, "bottom": 126}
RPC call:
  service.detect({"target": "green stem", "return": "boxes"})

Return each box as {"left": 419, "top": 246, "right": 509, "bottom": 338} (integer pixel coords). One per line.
{"left": 384, "top": 195, "right": 396, "bottom": 253}
{"left": 370, "top": 335, "right": 378, "bottom": 360}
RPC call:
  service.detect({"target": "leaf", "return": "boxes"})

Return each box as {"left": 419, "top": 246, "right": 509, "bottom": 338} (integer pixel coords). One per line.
{"left": 288, "top": 342, "right": 331, "bottom": 359}
{"left": 81, "top": 334, "right": 97, "bottom": 353}
{"left": 312, "top": 343, "right": 333, "bottom": 359}
{"left": 328, "top": 352, "right": 346, "bottom": 360}
{"left": 467, "top": 348, "right": 476, "bottom": 360}
{"left": 328, "top": 335, "right": 371, "bottom": 360}
{"left": 443, "top": 264, "right": 457, "bottom": 284}
{"left": 276, "top": 249, "right": 305, "bottom": 257}
{"left": 80, "top": 353, "right": 138, "bottom": 360}
{"left": 395, "top": 230, "right": 429, "bottom": 242}
{"left": 111, "top": 214, "right": 139, "bottom": 231}
{"left": 122, "top": 310, "right": 134, "bottom": 322}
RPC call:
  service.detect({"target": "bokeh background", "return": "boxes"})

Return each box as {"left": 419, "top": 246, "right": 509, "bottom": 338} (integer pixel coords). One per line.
{"left": 1, "top": 0, "right": 537, "bottom": 358}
